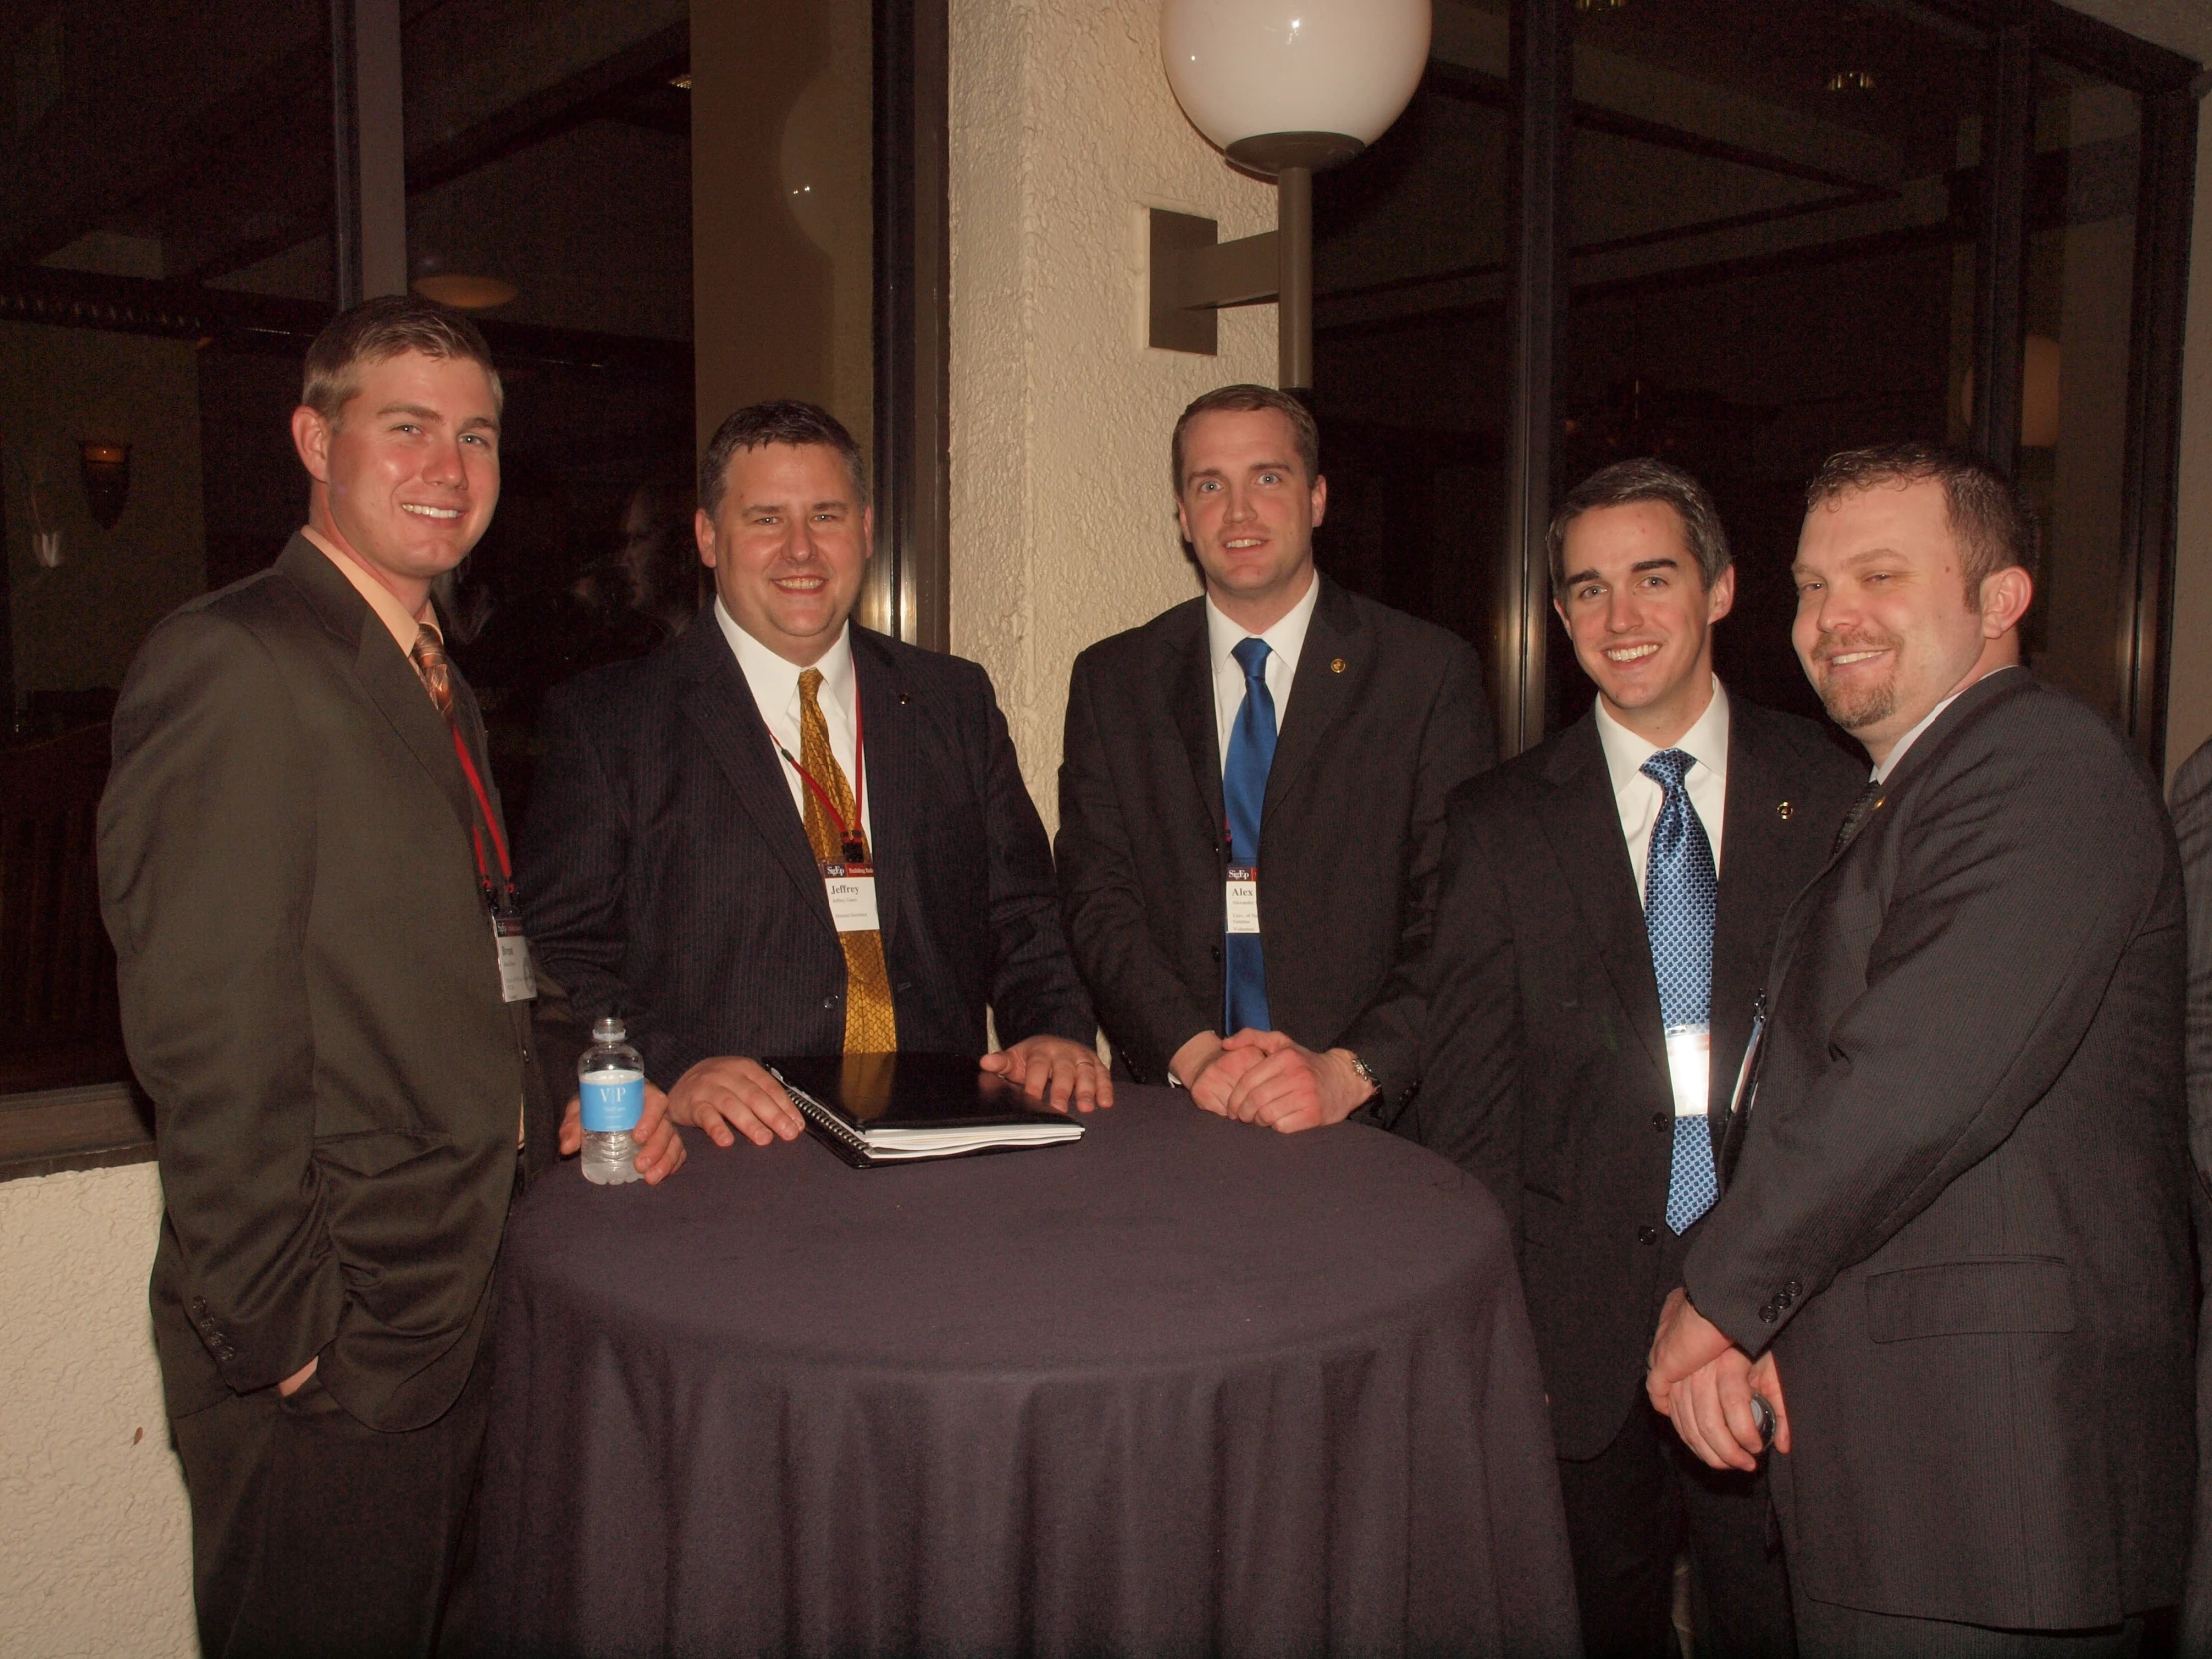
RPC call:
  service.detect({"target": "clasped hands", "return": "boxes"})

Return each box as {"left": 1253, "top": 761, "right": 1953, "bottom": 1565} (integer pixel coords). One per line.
{"left": 1645, "top": 1286, "right": 1791, "bottom": 1472}
{"left": 1169, "top": 1029, "right": 1375, "bottom": 1133}
{"left": 559, "top": 1035, "right": 1112, "bottom": 1164}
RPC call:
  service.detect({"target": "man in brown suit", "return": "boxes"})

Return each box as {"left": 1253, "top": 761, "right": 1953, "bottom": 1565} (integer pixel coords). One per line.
{"left": 98, "top": 296, "right": 681, "bottom": 1657}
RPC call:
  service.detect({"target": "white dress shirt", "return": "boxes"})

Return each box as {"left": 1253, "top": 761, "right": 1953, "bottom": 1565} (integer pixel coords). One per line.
{"left": 1205, "top": 572, "right": 1321, "bottom": 769}
{"left": 1871, "top": 664, "right": 2020, "bottom": 783}
{"left": 713, "top": 599, "right": 874, "bottom": 849}
{"left": 1595, "top": 677, "right": 1731, "bottom": 901}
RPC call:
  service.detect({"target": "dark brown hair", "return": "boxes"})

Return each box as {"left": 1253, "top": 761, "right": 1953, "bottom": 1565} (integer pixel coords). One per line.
{"left": 1171, "top": 384, "right": 1320, "bottom": 492}
{"left": 1805, "top": 442, "right": 2037, "bottom": 598}
{"left": 301, "top": 295, "right": 501, "bottom": 425}
{"left": 1549, "top": 458, "right": 1732, "bottom": 593}
{"left": 699, "top": 399, "right": 868, "bottom": 519}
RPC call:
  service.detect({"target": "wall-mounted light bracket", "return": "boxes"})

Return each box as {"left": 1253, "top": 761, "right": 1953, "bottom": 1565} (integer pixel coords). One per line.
{"left": 1148, "top": 208, "right": 1280, "bottom": 357}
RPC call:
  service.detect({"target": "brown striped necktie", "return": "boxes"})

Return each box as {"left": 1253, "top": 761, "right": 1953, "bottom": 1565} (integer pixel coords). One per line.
{"left": 410, "top": 623, "right": 455, "bottom": 719}
{"left": 798, "top": 669, "right": 899, "bottom": 1052}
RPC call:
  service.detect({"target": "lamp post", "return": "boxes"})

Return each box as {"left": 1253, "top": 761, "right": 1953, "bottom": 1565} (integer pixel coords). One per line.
{"left": 1156, "top": 0, "right": 1430, "bottom": 391}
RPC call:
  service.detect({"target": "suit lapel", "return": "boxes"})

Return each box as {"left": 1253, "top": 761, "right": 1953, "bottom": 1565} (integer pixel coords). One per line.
{"left": 851, "top": 630, "right": 911, "bottom": 964}
{"left": 1708, "top": 700, "right": 1794, "bottom": 1122}
{"left": 674, "top": 619, "right": 836, "bottom": 936}
{"left": 1539, "top": 716, "right": 1670, "bottom": 1088}
{"left": 1262, "top": 577, "right": 1360, "bottom": 827}
{"left": 276, "top": 537, "right": 474, "bottom": 835}
{"left": 1168, "top": 606, "right": 1226, "bottom": 842}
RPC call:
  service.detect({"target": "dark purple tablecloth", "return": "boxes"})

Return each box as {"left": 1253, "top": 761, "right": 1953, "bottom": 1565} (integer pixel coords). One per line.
{"left": 476, "top": 1087, "right": 1576, "bottom": 1657}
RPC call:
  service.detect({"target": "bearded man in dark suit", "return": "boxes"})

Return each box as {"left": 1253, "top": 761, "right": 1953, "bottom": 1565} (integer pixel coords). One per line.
{"left": 99, "top": 297, "right": 684, "bottom": 1659}
{"left": 1410, "top": 459, "right": 1861, "bottom": 1657}
{"left": 1647, "top": 443, "right": 2195, "bottom": 1655}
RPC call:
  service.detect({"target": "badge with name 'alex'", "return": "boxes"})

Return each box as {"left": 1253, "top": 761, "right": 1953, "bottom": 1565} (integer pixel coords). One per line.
{"left": 823, "top": 862, "right": 881, "bottom": 933}
{"left": 491, "top": 914, "right": 536, "bottom": 1003}
{"left": 1225, "top": 866, "right": 1261, "bottom": 935}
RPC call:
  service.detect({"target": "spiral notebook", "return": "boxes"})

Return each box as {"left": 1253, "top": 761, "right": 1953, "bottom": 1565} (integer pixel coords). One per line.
{"left": 763, "top": 1052, "right": 1086, "bottom": 1168}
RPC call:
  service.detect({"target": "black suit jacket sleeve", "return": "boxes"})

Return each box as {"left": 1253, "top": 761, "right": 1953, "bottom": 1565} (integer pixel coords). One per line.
{"left": 1685, "top": 701, "right": 2174, "bottom": 1354}
{"left": 523, "top": 680, "right": 640, "bottom": 1040}
{"left": 1400, "top": 785, "right": 1525, "bottom": 1235}
{"left": 971, "top": 664, "right": 1096, "bottom": 1047}
{"left": 101, "top": 610, "right": 344, "bottom": 1393}
{"left": 1332, "top": 639, "right": 1495, "bottom": 1106}
{"left": 2171, "top": 737, "right": 2212, "bottom": 1197}
{"left": 1057, "top": 648, "right": 1219, "bottom": 1075}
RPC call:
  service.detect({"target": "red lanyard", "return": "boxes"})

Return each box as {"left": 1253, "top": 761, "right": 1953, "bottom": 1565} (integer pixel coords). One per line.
{"left": 776, "top": 688, "right": 868, "bottom": 865}
{"left": 448, "top": 722, "right": 516, "bottom": 911}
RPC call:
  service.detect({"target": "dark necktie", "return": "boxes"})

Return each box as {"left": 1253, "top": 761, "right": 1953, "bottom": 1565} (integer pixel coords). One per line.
{"left": 1831, "top": 779, "right": 1884, "bottom": 856}
{"left": 1222, "top": 637, "right": 1276, "bottom": 1033}
{"left": 1644, "top": 748, "right": 1719, "bottom": 1235}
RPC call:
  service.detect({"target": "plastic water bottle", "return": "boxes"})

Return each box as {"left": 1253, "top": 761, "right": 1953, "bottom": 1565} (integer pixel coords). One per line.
{"left": 578, "top": 1016, "right": 645, "bottom": 1186}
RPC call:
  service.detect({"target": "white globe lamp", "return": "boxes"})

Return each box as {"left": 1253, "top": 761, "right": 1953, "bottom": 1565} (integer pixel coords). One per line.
{"left": 1159, "top": 0, "right": 1431, "bottom": 389}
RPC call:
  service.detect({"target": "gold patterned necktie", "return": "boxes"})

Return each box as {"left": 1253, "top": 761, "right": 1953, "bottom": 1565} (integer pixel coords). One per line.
{"left": 797, "top": 668, "right": 899, "bottom": 1052}
{"left": 410, "top": 623, "right": 455, "bottom": 720}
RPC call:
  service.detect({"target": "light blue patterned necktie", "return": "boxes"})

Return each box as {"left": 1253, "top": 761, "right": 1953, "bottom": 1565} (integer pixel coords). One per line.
{"left": 1222, "top": 637, "right": 1276, "bottom": 1033}
{"left": 1644, "top": 748, "right": 1719, "bottom": 1234}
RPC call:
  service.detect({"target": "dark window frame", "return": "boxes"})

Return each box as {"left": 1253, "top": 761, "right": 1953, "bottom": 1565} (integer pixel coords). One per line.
{"left": 1492, "top": 0, "right": 2201, "bottom": 765}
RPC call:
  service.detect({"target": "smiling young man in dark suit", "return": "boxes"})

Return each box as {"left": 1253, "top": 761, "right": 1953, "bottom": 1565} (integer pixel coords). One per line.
{"left": 522, "top": 401, "right": 1103, "bottom": 1151}
{"left": 1647, "top": 444, "right": 2196, "bottom": 1654}
{"left": 1055, "top": 384, "right": 1493, "bottom": 1130}
{"left": 99, "top": 298, "right": 683, "bottom": 1659}
{"left": 1409, "top": 459, "right": 1861, "bottom": 1657}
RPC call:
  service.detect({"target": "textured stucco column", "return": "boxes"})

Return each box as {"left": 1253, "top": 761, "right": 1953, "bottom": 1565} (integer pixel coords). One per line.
{"left": 0, "top": 1163, "right": 194, "bottom": 1659}
{"left": 948, "top": 0, "right": 1280, "bottom": 825}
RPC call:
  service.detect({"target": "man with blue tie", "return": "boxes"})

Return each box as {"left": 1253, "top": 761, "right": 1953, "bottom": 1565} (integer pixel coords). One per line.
{"left": 1408, "top": 459, "right": 1861, "bottom": 1656}
{"left": 1056, "top": 383, "right": 1493, "bottom": 1128}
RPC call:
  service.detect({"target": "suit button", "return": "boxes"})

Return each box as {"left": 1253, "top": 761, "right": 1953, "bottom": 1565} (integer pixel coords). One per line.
{"left": 1652, "top": 1112, "right": 1669, "bottom": 1134}
{"left": 822, "top": 995, "right": 839, "bottom": 1010}
{"left": 1784, "top": 1278, "right": 1802, "bottom": 1298}
{"left": 1637, "top": 1226, "right": 1658, "bottom": 1246}
{"left": 191, "top": 1297, "right": 208, "bottom": 1315}
{"left": 1211, "top": 945, "right": 1222, "bottom": 963}
{"left": 1758, "top": 1303, "right": 1779, "bottom": 1324}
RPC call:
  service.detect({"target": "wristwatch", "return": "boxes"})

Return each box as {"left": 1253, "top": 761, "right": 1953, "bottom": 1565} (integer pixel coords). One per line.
{"left": 1344, "top": 1052, "right": 1382, "bottom": 1097}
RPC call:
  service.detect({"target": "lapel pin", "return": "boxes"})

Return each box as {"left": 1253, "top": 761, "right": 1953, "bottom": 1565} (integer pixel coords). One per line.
{"left": 897, "top": 693, "right": 912, "bottom": 706}
{"left": 1777, "top": 800, "right": 1793, "bottom": 820}
{"left": 1330, "top": 656, "right": 1347, "bottom": 674}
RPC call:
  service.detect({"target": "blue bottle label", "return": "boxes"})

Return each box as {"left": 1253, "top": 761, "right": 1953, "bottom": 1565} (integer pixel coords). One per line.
{"left": 580, "top": 1069, "right": 644, "bottom": 1133}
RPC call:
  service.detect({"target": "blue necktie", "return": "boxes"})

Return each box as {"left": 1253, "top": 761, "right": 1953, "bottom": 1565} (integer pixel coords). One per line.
{"left": 1644, "top": 748, "right": 1719, "bottom": 1234}
{"left": 1223, "top": 637, "right": 1276, "bottom": 1033}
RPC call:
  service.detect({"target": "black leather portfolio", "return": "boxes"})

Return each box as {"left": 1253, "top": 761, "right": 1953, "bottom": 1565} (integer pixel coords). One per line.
{"left": 762, "top": 1052, "right": 1087, "bottom": 1168}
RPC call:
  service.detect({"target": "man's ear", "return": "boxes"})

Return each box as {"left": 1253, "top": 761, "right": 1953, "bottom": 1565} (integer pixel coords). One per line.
{"left": 1980, "top": 564, "right": 2033, "bottom": 637}
{"left": 1706, "top": 563, "right": 1737, "bottom": 626}
{"left": 693, "top": 507, "right": 719, "bottom": 569}
{"left": 1309, "top": 473, "right": 1327, "bottom": 528}
{"left": 290, "top": 405, "right": 332, "bottom": 483}
{"left": 859, "top": 504, "right": 875, "bottom": 562}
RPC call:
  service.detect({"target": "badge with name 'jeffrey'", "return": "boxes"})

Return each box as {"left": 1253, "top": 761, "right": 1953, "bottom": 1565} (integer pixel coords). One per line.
{"left": 823, "top": 862, "right": 881, "bottom": 932}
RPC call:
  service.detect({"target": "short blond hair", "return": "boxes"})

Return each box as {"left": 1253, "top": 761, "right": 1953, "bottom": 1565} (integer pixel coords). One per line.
{"left": 301, "top": 295, "right": 502, "bottom": 426}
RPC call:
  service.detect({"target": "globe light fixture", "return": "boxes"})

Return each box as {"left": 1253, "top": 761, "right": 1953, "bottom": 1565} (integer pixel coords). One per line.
{"left": 1157, "top": 0, "right": 1430, "bottom": 389}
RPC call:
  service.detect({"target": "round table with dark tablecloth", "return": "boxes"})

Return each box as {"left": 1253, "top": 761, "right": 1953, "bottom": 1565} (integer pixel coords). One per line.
{"left": 475, "top": 1085, "right": 1577, "bottom": 1657}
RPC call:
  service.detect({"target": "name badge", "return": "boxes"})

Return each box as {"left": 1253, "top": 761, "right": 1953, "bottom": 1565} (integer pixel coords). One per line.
{"left": 823, "top": 862, "right": 881, "bottom": 933}
{"left": 1664, "top": 1023, "right": 1710, "bottom": 1118}
{"left": 1225, "top": 866, "right": 1261, "bottom": 935}
{"left": 491, "top": 914, "right": 536, "bottom": 1003}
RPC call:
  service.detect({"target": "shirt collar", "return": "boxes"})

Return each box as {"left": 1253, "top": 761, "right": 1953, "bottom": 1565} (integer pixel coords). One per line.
{"left": 1595, "top": 676, "right": 1731, "bottom": 800}
{"left": 300, "top": 525, "right": 434, "bottom": 657}
{"left": 1204, "top": 568, "right": 1321, "bottom": 675}
{"left": 1870, "top": 663, "right": 2020, "bottom": 782}
{"left": 714, "top": 597, "right": 856, "bottom": 717}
